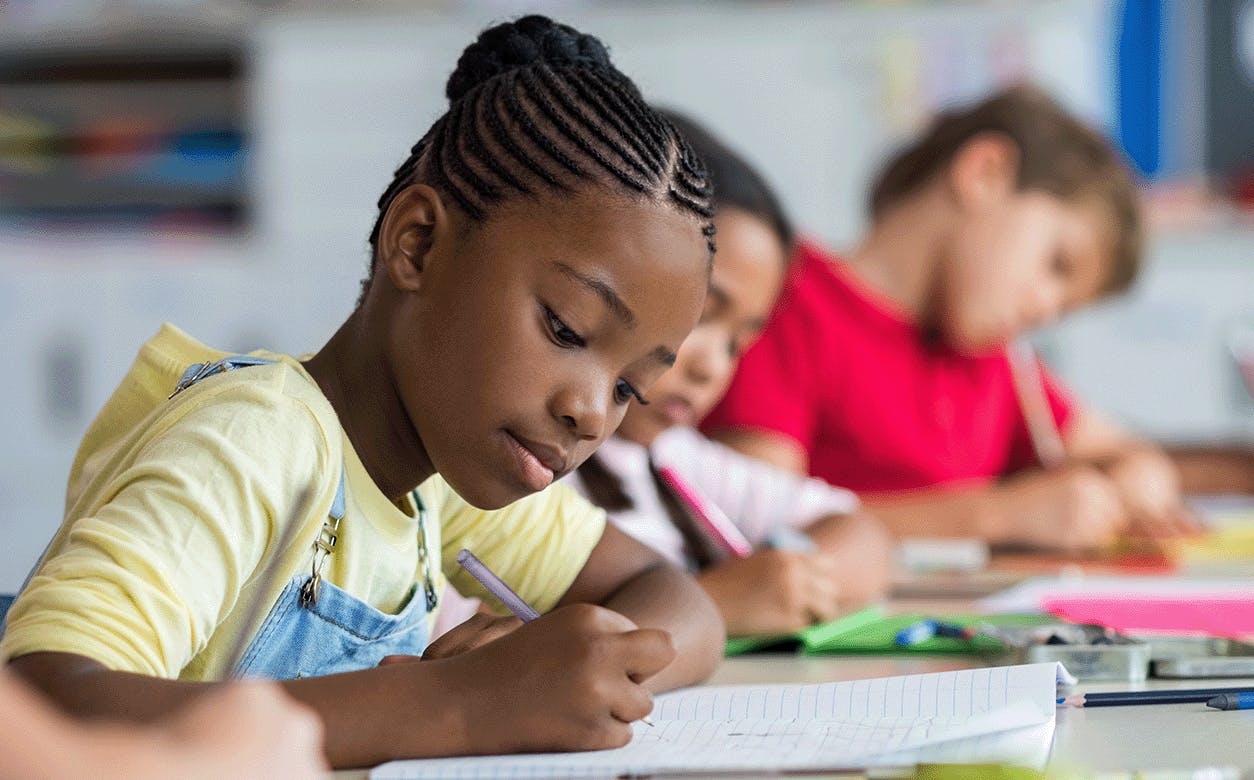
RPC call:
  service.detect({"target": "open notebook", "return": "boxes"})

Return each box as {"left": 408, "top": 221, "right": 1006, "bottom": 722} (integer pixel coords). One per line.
{"left": 371, "top": 662, "right": 1061, "bottom": 779}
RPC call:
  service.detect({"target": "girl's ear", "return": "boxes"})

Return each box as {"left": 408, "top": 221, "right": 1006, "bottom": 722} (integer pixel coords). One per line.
{"left": 376, "top": 184, "right": 449, "bottom": 293}
{"left": 947, "top": 132, "right": 1020, "bottom": 211}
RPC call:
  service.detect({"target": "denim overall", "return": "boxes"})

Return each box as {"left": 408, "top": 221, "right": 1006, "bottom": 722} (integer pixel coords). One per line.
{"left": 3, "top": 356, "right": 440, "bottom": 681}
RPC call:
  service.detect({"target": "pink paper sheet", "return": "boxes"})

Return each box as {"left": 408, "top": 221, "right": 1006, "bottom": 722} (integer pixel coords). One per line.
{"left": 1043, "top": 595, "right": 1254, "bottom": 638}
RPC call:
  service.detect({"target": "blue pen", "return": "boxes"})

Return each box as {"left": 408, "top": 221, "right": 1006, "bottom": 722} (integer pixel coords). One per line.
{"left": 931, "top": 621, "right": 974, "bottom": 639}
{"left": 894, "top": 619, "right": 977, "bottom": 647}
{"left": 1207, "top": 692, "right": 1254, "bottom": 710}
{"left": 894, "top": 620, "right": 937, "bottom": 646}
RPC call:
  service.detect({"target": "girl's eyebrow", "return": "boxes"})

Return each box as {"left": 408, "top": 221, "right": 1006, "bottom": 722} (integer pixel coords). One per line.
{"left": 550, "top": 260, "right": 675, "bottom": 367}
{"left": 552, "top": 261, "right": 636, "bottom": 329}
{"left": 652, "top": 346, "right": 678, "bottom": 367}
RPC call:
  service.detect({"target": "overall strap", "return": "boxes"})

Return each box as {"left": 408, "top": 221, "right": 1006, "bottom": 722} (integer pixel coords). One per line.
{"left": 169, "top": 354, "right": 348, "bottom": 606}
{"left": 169, "top": 355, "right": 280, "bottom": 399}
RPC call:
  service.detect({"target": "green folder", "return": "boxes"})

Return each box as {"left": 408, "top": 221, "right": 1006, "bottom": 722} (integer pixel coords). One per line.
{"left": 725, "top": 609, "right": 1056, "bottom": 656}
{"left": 724, "top": 606, "right": 887, "bottom": 656}
{"left": 815, "top": 612, "right": 1058, "bottom": 654}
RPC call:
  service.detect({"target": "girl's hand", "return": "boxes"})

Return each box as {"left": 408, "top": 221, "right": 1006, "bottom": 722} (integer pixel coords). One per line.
{"left": 807, "top": 510, "right": 895, "bottom": 606}
{"left": 698, "top": 549, "right": 842, "bottom": 636}
{"left": 436, "top": 603, "right": 674, "bottom": 754}
{"left": 421, "top": 612, "right": 524, "bottom": 660}
{"left": 995, "top": 465, "right": 1128, "bottom": 552}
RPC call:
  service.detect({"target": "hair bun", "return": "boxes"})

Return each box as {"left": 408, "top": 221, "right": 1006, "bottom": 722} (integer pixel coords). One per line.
{"left": 446, "top": 15, "right": 614, "bottom": 103}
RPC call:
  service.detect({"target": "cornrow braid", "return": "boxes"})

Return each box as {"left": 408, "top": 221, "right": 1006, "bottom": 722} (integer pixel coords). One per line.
{"left": 366, "top": 15, "right": 715, "bottom": 295}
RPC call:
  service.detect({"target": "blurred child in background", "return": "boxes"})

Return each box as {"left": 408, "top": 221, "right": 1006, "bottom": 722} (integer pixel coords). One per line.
{"left": 703, "top": 85, "right": 1194, "bottom": 553}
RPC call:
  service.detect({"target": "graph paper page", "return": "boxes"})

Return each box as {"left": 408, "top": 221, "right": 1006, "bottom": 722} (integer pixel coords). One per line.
{"left": 371, "top": 662, "right": 1058, "bottom": 779}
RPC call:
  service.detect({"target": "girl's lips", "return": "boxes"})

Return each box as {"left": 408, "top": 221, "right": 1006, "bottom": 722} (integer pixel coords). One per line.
{"left": 660, "top": 397, "right": 694, "bottom": 425}
{"left": 504, "top": 432, "right": 555, "bottom": 492}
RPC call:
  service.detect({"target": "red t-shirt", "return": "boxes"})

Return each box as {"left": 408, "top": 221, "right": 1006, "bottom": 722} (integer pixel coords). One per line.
{"left": 700, "top": 240, "right": 1074, "bottom": 495}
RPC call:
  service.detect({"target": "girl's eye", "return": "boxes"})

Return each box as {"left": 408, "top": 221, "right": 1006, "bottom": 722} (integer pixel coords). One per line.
{"left": 614, "top": 378, "right": 648, "bottom": 406}
{"left": 545, "top": 307, "right": 585, "bottom": 348}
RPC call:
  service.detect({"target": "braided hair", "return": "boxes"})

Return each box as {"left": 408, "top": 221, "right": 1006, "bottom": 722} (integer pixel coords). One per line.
{"left": 658, "top": 108, "right": 794, "bottom": 257}
{"left": 366, "top": 15, "right": 716, "bottom": 291}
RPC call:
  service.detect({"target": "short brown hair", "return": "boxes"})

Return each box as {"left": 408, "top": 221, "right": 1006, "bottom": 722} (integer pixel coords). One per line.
{"left": 869, "top": 84, "right": 1143, "bottom": 295}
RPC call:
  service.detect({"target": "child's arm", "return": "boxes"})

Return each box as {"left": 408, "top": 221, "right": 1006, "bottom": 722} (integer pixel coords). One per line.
{"left": 1168, "top": 444, "right": 1254, "bottom": 494}
{"left": 696, "top": 549, "right": 842, "bottom": 635}
{"left": 656, "top": 429, "right": 893, "bottom": 629}
{"left": 695, "top": 510, "right": 892, "bottom": 636}
{"left": 10, "top": 603, "right": 675, "bottom": 769}
{"left": 554, "top": 523, "right": 725, "bottom": 692}
{"left": 719, "top": 426, "right": 1137, "bottom": 552}
{"left": 867, "top": 407, "right": 1192, "bottom": 551}
{"left": 865, "top": 466, "right": 1128, "bottom": 552}
{"left": 803, "top": 509, "right": 895, "bottom": 603}
{"left": 0, "top": 669, "right": 326, "bottom": 780}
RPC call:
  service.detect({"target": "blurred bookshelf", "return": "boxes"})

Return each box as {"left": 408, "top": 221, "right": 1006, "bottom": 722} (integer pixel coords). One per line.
{"left": 0, "top": 36, "right": 250, "bottom": 235}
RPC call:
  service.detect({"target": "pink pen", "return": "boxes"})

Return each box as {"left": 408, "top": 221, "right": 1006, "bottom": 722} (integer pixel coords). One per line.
{"left": 655, "top": 465, "right": 753, "bottom": 558}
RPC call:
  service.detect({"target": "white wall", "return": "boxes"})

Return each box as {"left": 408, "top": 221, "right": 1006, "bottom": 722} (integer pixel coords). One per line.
{"left": 1, "top": 1, "right": 1250, "bottom": 589}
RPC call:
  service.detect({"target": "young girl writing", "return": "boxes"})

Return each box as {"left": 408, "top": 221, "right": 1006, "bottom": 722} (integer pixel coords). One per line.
{"left": 0, "top": 673, "right": 326, "bottom": 779}
{"left": 568, "top": 111, "right": 894, "bottom": 638}
{"left": 1, "top": 16, "right": 724, "bottom": 769}
{"left": 702, "top": 85, "right": 1192, "bottom": 553}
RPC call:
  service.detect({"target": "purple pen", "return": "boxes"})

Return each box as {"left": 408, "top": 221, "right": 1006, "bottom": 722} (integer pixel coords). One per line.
{"left": 456, "top": 548, "right": 541, "bottom": 622}
{"left": 455, "top": 548, "right": 655, "bottom": 726}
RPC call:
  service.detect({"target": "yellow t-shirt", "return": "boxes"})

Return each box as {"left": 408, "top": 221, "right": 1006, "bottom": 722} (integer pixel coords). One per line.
{"left": 0, "top": 324, "right": 605, "bottom": 680}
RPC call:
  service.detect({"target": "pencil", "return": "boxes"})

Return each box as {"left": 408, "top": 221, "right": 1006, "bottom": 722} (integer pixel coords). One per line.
{"left": 1058, "top": 687, "right": 1254, "bottom": 707}
{"left": 1207, "top": 692, "right": 1254, "bottom": 710}
{"left": 1008, "top": 340, "right": 1066, "bottom": 470}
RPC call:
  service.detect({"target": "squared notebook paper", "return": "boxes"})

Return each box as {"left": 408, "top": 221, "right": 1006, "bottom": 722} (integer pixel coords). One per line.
{"left": 370, "top": 662, "right": 1061, "bottom": 779}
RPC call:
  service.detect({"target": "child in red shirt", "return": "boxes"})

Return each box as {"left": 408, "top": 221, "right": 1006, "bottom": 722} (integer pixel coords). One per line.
{"left": 703, "top": 85, "right": 1192, "bottom": 553}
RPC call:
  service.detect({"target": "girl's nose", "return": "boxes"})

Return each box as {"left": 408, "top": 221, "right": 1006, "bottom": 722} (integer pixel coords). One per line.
{"left": 682, "top": 330, "right": 733, "bottom": 387}
{"left": 550, "top": 384, "right": 608, "bottom": 442}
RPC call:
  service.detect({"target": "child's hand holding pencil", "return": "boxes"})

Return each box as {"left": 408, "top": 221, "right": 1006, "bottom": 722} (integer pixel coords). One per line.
{"left": 423, "top": 549, "right": 667, "bottom": 750}
{"left": 428, "top": 603, "right": 673, "bottom": 752}
{"left": 697, "top": 549, "right": 843, "bottom": 636}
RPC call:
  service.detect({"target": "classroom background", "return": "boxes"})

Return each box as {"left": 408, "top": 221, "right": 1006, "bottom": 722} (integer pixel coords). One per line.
{"left": 1, "top": 0, "right": 1251, "bottom": 591}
